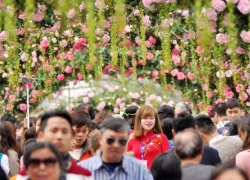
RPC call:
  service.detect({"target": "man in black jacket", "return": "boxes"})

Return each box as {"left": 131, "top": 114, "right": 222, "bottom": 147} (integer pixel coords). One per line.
{"left": 168, "top": 112, "right": 221, "bottom": 166}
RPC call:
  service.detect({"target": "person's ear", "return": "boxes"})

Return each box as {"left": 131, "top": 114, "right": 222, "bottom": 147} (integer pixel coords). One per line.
{"left": 172, "top": 129, "right": 176, "bottom": 137}
{"left": 98, "top": 134, "right": 102, "bottom": 144}
{"left": 37, "top": 131, "right": 44, "bottom": 141}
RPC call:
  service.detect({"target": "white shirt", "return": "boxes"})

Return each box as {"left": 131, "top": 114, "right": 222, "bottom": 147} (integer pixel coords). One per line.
{"left": 69, "top": 148, "right": 82, "bottom": 161}
{"left": 1, "top": 154, "right": 9, "bottom": 174}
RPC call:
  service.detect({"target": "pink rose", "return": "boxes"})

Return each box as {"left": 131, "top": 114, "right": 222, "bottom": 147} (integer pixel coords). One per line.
{"left": 236, "top": 84, "right": 245, "bottom": 92}
{"left": 195, "top": 46, "right": 204, "bottom": 54}
{"left": 236, "top": 46, "right": 245, "bottom": 54}
{"left": 20, "top": 103, "right": 27, "bottom": 111}
{"left": 171, "top": 69, "right": 179, "bottom": 77}
{"left": 216, "top": 98, "right": 223, "bottom": 104}
{"left": 88, "top": 92, "right": 95, "bottom": 98}
{"left": 152, "top": 70, "right": 159, "bottom": 78}
{"left": 146, "top": 52, "right": 154, "bottom": 60}
{"left": 223, "top": 85, "right": 230, "bottom": 94}
{"left": 32, "top": 90, "right": 39, "bottom": 97}
{"left": 177, "top": 72, "right": 185, "bottom": 80}
{"left": 225, "top": 91, "right": 234, "bottom": 99}
{"left": 30, "top": 98, "right": 36, "bottom": 104}
{"left": 207, "top": 8, "right": 218, "bottom": 21}
{"left": 240, "top": 92, "right": 248, "bottom": 101}
{"left": 60, "top": 40, "right": 68, "bottom": 47}
{"left": 95, "top": 28, "right": 104, "bottom": 36}
{"left": 103, "top": 34, "right": 110, "bottom": 43}
{"left": 126, "top": 39, "right": 131, "bottom": 46}
{"left": 237, "top": 0, "right": 250, "bottom": 14}
{"left": 17, "top": 28, "right": 25, "bottom": 36}
{"left": 103, "top": 20, "right": 111, "bottom": 29}
{"left": 172, "top": 48, "right": 181, "bottom": 55}
{"left": 240, "top": 30, "right": 250, "bottom": 43}
{"left": 181, "top": 9, "right": 189, "bottom": 17}
{"left": 18, "top": 13, "right": 25, "bottom": 20}
{"left": 86, "top": 64, "right": 93, "bottom": 71}
{"left": 57, "top": 74, "right": 65, "bottom": 81}
{"left": 83, "top": 97, "right": 89, "bottom": 103}
{"left": 183, "top": 30, "right": 196, "bottom": 40}
{"left": 73, "top": 43, "right": 81, "bottom": 51}
{"left": 67, "top": 9, "right": 76, "bottom": 18}
{"left": 40, "top": 39, "right": 50, "bottom": 49}
{"left": 206, "top": 91, "right": 213, "bottom": 98}
{"left": 187, "top": 72, "right": 195, "bottom": 80}
{"left": 148, "top": 36, "right": 156, "bottom": 45}
{"left": 64, "top": 66, "right": 72, "bottom": 73}
{"left": 0, "top": 31, "right": 8, "bottom": 41}
{"left": 6, "top": 104, "right": 13, "bottom": 111}
{"left": 143, "top": 15, "right": 151, "bottom": 26}
{"left": 172, "top": 55, "right": 181, "bottom": 65}
{"left": 113, "top": 107, "right": 120, "bottom": 114}
{"left": 216, "top": 33, "right": 229, "bottom": 44}
{"left": 225, "top": 70, "right": 233, "bottom": 77}
{"left": 67, "top": 52, "right": 75, "bottom": 61}
{"left": 212, "top": 0, "right": 226, "bottom": 12}
{"left": 78, "top": 38, "right": 87, "bottom": 46}
{"left": 142, "top": 0, "right": 152, "bottom": 8}
{"left": 73, "top": 80, "right": 77, "bottom": 85}
{"left": 97, "top": 102, "right": 106, "bottom": 111}
{"left": 9, "top": 95, "right": 16, "bottom": 102}
{"left": 77, "top": 73, "right": 83, "bottom": 80}
{"left": 21, "top": 53, "right": 28, "bottom": 62}
{"left": 33, "top": 11, "right": 44, "bottom": 22}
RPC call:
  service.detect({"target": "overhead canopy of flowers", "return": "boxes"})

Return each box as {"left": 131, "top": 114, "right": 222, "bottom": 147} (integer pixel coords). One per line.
{"left": 0, "top": 0, "right": 249, "bottom": 117}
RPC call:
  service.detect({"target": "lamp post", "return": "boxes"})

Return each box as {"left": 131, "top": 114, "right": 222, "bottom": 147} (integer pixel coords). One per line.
{"left": 20, "top": 77, "right": 36, "bottom": 129}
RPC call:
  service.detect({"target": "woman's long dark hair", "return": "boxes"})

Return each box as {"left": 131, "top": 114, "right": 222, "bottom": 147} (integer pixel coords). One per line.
{"left": 0, "top": 121, "right": 19, "bottom": 155}
{"left": 238, "top": 114, "right": 250, "bottom": 150}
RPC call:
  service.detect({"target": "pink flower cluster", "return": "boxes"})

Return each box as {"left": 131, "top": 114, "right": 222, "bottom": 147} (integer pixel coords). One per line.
{"left": 240, "top": 30, "right": 250, "bottom": 43}
{"left": 216, "top": 33, "right": 229, "bottom": 44}
{"left": 212, "top": 0, "right": 226, "bottom": 12}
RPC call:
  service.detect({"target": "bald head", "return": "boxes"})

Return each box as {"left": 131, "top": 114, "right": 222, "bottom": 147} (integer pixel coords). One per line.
{"left": 174, "top": 129, "right": 203, "bottom": 160}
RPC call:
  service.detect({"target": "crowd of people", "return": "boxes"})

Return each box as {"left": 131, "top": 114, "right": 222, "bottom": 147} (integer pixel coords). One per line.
{"left": 0, "top": 98, "right": 249, "bottom": 180}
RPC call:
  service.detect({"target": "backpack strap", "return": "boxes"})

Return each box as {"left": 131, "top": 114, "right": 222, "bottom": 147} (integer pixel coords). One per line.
{"left": 0, "top": 153, "right": 3, "bottom": 162}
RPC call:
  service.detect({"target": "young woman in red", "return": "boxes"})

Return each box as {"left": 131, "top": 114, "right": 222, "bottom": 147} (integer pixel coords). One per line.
{"left": 127, "top": 105, "right": 170, "bottom": 169}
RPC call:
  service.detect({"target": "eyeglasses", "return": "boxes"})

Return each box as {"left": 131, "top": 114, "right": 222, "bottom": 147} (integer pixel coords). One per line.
{"left": 106, "top": 138, "right": 128, "bottom": 146}
{"left": 27, "top": 157, "right": 57, "bottom": 168}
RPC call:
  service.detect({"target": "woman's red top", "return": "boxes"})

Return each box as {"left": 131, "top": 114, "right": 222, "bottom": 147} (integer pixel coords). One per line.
{"left": 127, "top": 130, "right": 170, "bottom": 169}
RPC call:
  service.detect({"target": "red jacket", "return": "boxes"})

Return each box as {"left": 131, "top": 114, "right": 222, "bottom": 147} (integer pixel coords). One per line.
{"left": 127, "top": 130, "right": 170, "bottom": 169}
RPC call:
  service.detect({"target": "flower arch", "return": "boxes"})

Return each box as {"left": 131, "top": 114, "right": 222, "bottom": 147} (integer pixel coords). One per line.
{"left": 0, "top": 0, "right": 249, "bottom": 118}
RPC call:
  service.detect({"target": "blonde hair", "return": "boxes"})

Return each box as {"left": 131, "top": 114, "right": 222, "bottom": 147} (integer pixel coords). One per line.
{"left": 133, "top": 105, "right": 162, "bottom": 138}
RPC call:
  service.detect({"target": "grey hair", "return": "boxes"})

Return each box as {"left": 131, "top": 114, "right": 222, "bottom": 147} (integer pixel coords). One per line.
{"left": 175, "top": 102, "right": 192, "bottom": 114}
{"left": 174, "top": 128, "right": 203, "bottom": 160}
{"left": 100, "top": 117, "right": 130, "bottom": 134}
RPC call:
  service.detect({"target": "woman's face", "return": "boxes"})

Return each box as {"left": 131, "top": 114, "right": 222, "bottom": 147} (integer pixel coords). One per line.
{"left": 26, "top": 148, "right": 60, "bottom": 180}
{"left": 141, "top": 116, "right": 156, "bottom": 132}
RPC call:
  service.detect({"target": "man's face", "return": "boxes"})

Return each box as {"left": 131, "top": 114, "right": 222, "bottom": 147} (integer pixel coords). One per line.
{"left": 99, "top": 129, "right": 128, "bottom": 163}
{"left": 226, "top": 107, "right": 242, "bottom": 121}
{"left": 72, "top": 125, "right": 89, "bottom": 148}
{"left": 38, "top": 116, "right": 72, "bottom": 153}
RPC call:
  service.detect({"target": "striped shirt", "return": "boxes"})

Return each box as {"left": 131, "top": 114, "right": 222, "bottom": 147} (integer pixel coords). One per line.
{"left": 78, "top": 154, "right": 153, "bottom": 180}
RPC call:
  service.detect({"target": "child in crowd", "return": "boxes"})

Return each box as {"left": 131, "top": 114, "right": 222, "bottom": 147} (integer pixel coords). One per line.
{"left": 69, "top": 110, "right": 92, "bottom": 162}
